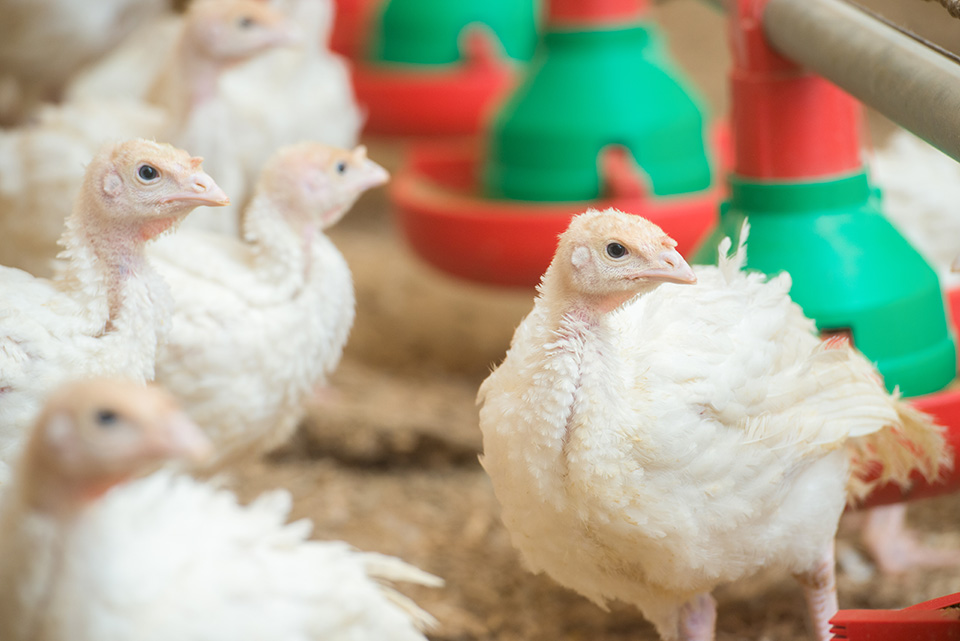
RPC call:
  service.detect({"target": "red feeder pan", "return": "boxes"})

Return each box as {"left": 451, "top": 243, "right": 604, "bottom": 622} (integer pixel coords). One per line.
{"left": 946, "top": 286, "right": 960, "bottom": 352}
{"left": 350, "top": 31, "right": 518, "bottom": 137}
{"left": 390, "top": 134, "right": 727, "bottom": 287}
{"left": 831, "top": 592, "right": 960, "bottom": 640}
{"left": 331, "top": 0, "right": 381, "bottom": 60}
{"left": 854, "top": 387, "right": 960, "bottom": 509}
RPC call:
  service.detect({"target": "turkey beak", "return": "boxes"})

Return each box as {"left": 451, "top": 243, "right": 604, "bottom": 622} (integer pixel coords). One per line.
{"left": 153, "top": 411, "right": 214, "bottom": 464}
{"left": 361, "top": 159, "right": 390, "bottom": 190}
{"left": 161, "top": 172, "right": 230, "bottom": 207}
{"left": 640, "top": 248, "right": 697, "bottom": 284}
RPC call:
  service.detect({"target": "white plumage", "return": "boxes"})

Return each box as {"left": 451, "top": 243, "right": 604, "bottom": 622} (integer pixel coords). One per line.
{"left": 221, "top": 0, "right": 363, "bottom": 187}
{"left": 871, "top": 129, "right": 960, "bottom": 286}
{"left": 478, "top": 208, "right": 946, "bottom": 641}
{"left": 149, "top": 143, "right": 388, "bottom": 465}
{"left": 0, "top": 379, "right": 440, "bottom": 641}
{"left": 2, "top": 473, "right": 440, "bottom": 641}
{"left": 0, "top": 139, "right": 228, "bottom": 486}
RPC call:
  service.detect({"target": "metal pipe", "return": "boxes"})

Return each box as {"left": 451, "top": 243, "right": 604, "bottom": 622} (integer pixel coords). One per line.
{"left": 762, "top": 0, "right": 960, "bottom": 164}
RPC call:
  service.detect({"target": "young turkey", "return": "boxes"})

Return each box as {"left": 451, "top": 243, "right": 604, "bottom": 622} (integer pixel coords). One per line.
{"left": 149, "top": 143, "right": 387, "bottom": 466}
{"left": 148, "top": 0, "right": 298, "bottom": 233}
{"left": 478, "top": 208, "right": 948, "bottom": 641}
{"left": 0, "top": 378, "right": 441, "bottom": 641}
{"left": 0, "top": 138, "right": 228, "bottom": 486}
{"left": 0, "top": 0, "right": 294, "bottom": 277}
{"left": 221, "top": 0, "right": 364, "bottom": 191}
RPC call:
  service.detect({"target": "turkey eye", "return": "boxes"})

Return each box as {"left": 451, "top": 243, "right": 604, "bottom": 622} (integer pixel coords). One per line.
{"left": 137, "top": 164, "right": 159, "bottom": 182}
{"left": 336, "top": 161, "right": 347, "bottom": 175}
{"left": 95, "top": 409, "right": 118, "bottom": 427}
{"left": 238, "top": 16, "right": 254, "bottom": 28}
{"left": 606, "top": 242, "right": 627, "bottom": 259}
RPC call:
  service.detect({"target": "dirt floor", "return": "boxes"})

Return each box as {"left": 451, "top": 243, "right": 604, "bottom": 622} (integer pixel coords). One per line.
{"left": 229, "top": 1, "right": 960, "bottom": 639}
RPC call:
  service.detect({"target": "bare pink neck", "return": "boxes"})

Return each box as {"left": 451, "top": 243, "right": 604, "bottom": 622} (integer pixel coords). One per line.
{"left": 151, "top": 36, "right": 227, "bottom": 127}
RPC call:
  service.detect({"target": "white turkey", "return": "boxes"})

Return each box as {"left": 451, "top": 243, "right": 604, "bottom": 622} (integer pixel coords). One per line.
{"left": 478, "top": 208, "right": 947, "bottom": 641}
{"left": 0, "top": 378, "right": 441, "bottom": 641}
{"left": 150, "top": 142, "right": 387, "bottom": 466}
{"left": 0, "top": 138, "right": 228, "bottom": 485}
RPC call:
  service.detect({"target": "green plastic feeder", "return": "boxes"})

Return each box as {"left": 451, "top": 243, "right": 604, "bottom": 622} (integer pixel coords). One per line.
{"left": 696, "top": 0, "right": 957, "bottom": 397}
{"left": 696, "top": 173, "right": 956, "bottom": 397}
{"left": 482, "top": 1, "right": 714, "bottom": 202}
{"left": 370, "top": 0, "right": 539, "bottom": 65}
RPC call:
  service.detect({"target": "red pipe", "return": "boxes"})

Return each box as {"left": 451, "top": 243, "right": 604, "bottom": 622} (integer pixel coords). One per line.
{"left": 730, "top": 0, "right": 863, "bottom": 179}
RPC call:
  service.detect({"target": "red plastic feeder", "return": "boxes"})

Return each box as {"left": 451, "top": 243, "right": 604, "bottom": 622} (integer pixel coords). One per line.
{"left": 331, "top": 0, "right": 380, "bottom": 60}
{"left": 390, "top": 138, "right": 725, "bottom": 287}
{"left": 331, "top": 0, "right": 533, "bottom": 136}
{"left": 947, "top": 286, "right": 960, "bottom": 351}
{"left": 831, "top": 592, "right": 960, "bottom": 640}
{"left": 350, "top": 31, "right": 519, "bottom": 137}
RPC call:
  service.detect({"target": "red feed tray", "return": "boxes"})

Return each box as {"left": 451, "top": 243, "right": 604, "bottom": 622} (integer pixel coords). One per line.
{"left": 947, "top": 286, "right": 960, "bottom": 344}
{"left": 853, "top": 387, "right": 960, "bottom": 508}
{"left": 350, "top": 31, "right": 519, "bottom": 137}
{"left": 331, "top": 0, "right": 381, "bottom": 60}
{"left": 390, "top": 139, "right": 723, "bottom": 287}
{"left": 831, "top": 592, "right": 960, "bottom": 640}
{"left": 849, "top": 286, "right": 960, "bottom": 507}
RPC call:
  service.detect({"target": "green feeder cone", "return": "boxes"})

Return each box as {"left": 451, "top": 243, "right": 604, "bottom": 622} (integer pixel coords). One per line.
{"left": 370, "top": 0, "right": 539, "bottom": 65}
{"left": 694, "top": 174, "right": 956, "bottom": 398}
{"left": 482, "top": 2, "right": 714, "bottom": 202}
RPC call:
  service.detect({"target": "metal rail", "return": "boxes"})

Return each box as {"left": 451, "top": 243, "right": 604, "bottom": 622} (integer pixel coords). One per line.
{"left": 762, "top": 0, "right": 960, "bottom": 164}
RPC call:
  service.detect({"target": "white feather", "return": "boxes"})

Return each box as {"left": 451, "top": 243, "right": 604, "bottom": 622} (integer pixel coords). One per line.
{"left": 478, "top": 209, "right": 943, "bottom": 638}
{"left": 0, "top": 471, "right": 440, "bottom": 641}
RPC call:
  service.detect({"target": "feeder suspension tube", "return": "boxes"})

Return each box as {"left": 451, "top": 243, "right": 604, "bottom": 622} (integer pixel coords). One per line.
{"left": 760, "top": 0, "right": 960, "bottom": 165}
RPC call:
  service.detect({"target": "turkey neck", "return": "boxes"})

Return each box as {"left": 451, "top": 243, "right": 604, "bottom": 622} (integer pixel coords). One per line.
{"left": 54, "top": 193, "right": 169, "bottom": 336}
{"left": 148, "top": 33, "right": 225, "bottom": 130}
{"left": 531, "top": 266, "right": 635, "bottom": 461}
{"left": 282, "top": 0, "right": 330, "bottom": 51}
{"left": 0, "top": 464, "right": 83, "bottom": 641}
{"left": 242, "top": 193, "right": 318, "bottom": 291}
{"left": 538, "top": 261, "right": 634, "bottom": 329}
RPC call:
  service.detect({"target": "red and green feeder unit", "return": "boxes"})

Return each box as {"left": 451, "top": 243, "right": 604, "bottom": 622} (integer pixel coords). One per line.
{"left": 333, "top": 0, "right": 539, "bottom": 136}
{"left": 391, "top": 0, "right": 725, "bottom": 285}
{"left": 483, "top": 0, "right": 714, "bottom": 202}
{"left": 695, "top": 0, "right": 956, "bottom": 398}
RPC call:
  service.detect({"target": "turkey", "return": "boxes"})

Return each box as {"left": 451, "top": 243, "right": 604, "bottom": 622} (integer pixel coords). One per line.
{"left": 0, "top": 138, "right": 228, "bottom": 486}
{"left": 0, "top": 378, "right": 441, "bottom": 641}
{"left": 149, "top": 143, "right": 387, "bottom": 466}
{"left": 478, "top": 208, "right": 948, "bottom": 641}
{"left": 221, "top": 0, "right": 364, "bottom": 190}
{"left": 0, "top": 0, "right": 294, "bottom": 277}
